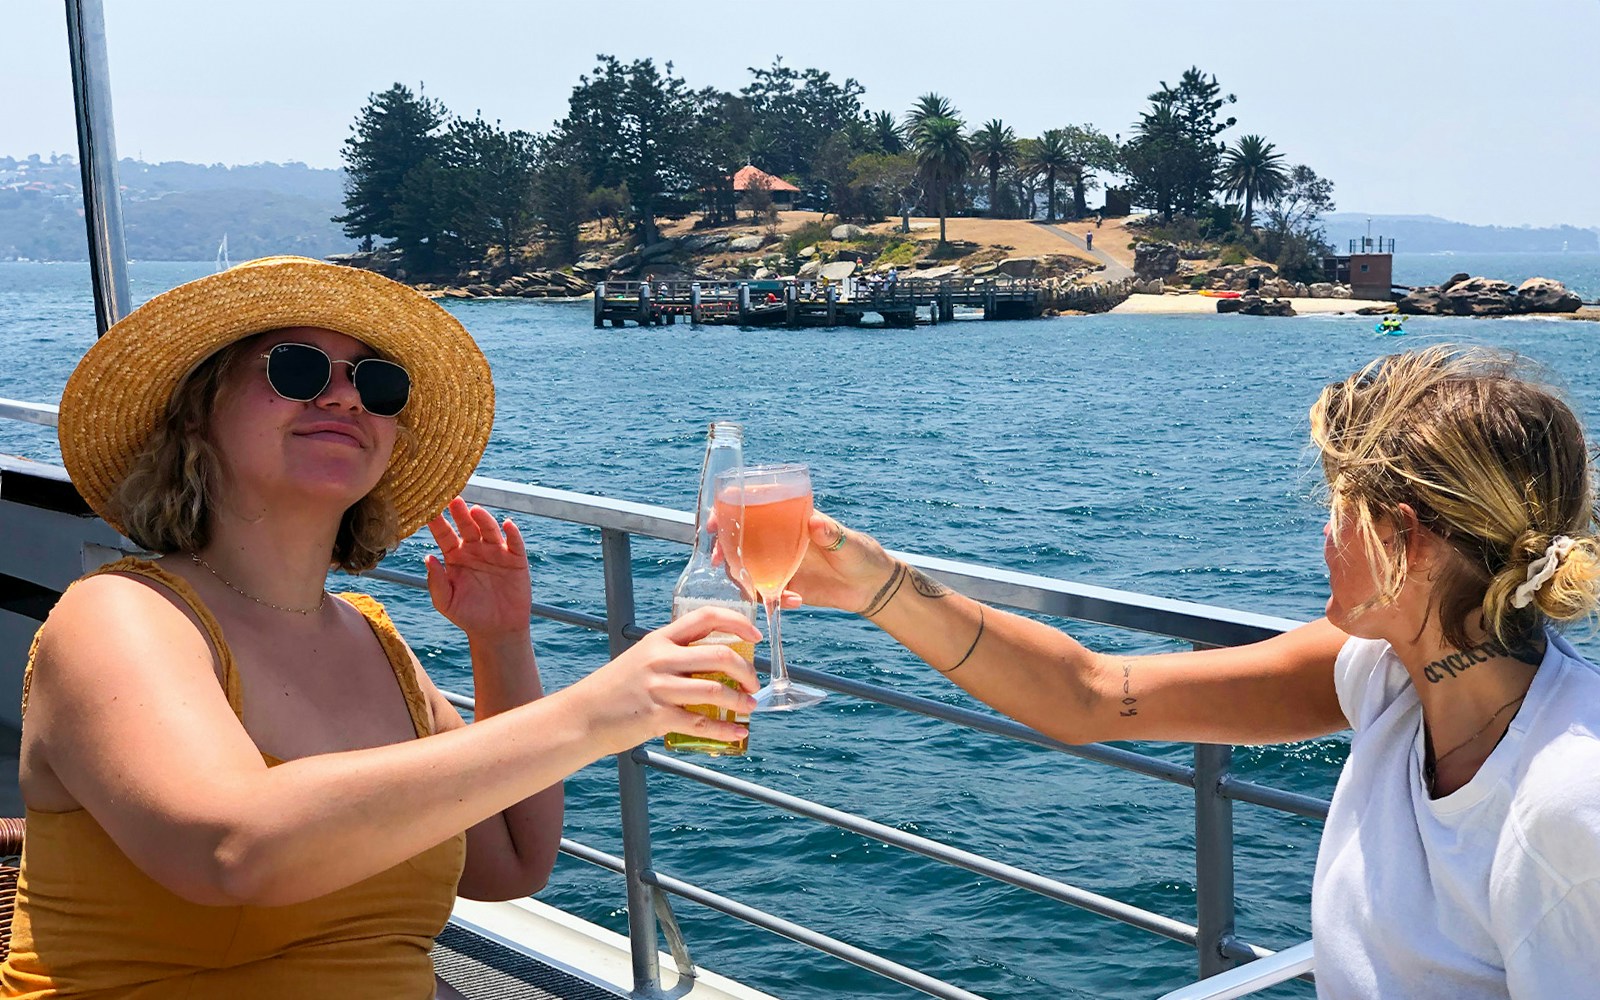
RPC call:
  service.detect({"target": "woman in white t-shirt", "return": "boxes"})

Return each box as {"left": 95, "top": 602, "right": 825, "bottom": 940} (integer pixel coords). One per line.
{"left": 789, "top": 345, "right": 1600, "bottom": 999}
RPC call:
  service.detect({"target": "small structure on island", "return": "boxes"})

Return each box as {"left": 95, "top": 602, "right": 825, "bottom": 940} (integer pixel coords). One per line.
{"left": 731, "top": 164, "right": 799, "bottom": 209}
{"left": 1322, "top": 236, "right": 1395, "bottom": 301}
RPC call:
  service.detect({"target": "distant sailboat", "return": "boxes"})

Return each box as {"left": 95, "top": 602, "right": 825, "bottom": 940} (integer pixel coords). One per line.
{"left": 215, "top": 233, "right": 231, "bottom": 272}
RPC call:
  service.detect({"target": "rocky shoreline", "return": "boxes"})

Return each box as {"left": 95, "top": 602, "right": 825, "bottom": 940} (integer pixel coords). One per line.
{"left": 1127, "top": 239, "right": 1590, "bottom": 320}
{"left": 1397, "top": 274, "right": 1584, "bottom": 316}
{"left": 329, "top": 233, "right": 1592, "bottom": 324}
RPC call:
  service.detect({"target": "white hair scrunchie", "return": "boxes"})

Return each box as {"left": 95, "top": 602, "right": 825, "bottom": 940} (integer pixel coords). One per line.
{"left": 1511, "top": 535, "right": 1575, "bottom": 609}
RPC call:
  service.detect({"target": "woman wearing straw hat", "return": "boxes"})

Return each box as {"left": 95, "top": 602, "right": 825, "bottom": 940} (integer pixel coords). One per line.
{"left": 790, "top": 346, "right": 1600, "bottom": 998}
{"left": 1, "top": 256, "right": 758, "bottom": 999}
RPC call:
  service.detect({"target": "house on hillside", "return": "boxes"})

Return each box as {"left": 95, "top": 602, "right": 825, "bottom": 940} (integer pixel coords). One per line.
{"left": 731, "top": 164, "right": 799, "bottom": 209}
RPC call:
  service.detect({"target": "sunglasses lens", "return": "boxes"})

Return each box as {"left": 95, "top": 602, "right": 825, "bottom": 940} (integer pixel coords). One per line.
{"left": 354, "top": 359, "right": 410, "bottom": 417}
{"left": 265, "top": 343, "right": 330, "bottom": 401}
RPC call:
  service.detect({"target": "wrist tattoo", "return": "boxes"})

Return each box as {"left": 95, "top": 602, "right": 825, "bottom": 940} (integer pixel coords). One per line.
{"left": 940, "top": 606, "right": 985, "bottom": 674}
{"left": 909, "top": 567, "right": 953, "bottom": 599}
{"left": 1119, "top": 659, "right": 1138, "bottom": 717}
{"left": 860, "top": 562, "right": 908, "bottom": 618}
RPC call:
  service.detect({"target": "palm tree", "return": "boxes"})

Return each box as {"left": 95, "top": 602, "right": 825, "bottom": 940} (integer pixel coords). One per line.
{"left": 905, "top": 93, "right": 958, "bottom": 136}
{"left": 913, "top": 116, "right": 971, "bottom": 244}
{"left": 1220, "top": 134, "right": 1289, "bottom": 232}
{"left": 1026, "top": 129, "right": 1072, "bottom": 222}
{"left": 869, "top": 110, "right": 906, "bottom": 155}
{"left": 971, "top": 119, "right": 1017, "bottom": 217}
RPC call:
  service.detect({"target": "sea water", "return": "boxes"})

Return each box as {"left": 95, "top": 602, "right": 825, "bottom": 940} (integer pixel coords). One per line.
{"left": 6, "top": 261, "right": 1600, "bottom": 999}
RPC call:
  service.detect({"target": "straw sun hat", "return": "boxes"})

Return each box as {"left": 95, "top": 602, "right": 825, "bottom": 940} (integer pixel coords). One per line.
{"left": 58, "top": 255, "right": 494, "bottom": 542}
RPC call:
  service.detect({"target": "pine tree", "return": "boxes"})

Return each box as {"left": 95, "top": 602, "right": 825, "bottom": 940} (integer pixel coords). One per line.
{"left": 334, "top": 84, "right": 447, "bottom": 248}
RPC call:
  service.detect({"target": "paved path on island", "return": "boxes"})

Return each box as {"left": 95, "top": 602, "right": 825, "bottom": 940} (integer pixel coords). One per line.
{"left": 1037, "top": 222, "right": 1134, "bottom": 282}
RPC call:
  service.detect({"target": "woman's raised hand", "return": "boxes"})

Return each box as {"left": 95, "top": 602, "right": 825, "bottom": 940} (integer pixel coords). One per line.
{"left": 569, "top": 606, "right": 761, "bottom": 756}
{"left": 785, "top": 512, "right": 897, "bottom": 614}
{"left": 425, "top": 497, "right": 533, "bottom": 642}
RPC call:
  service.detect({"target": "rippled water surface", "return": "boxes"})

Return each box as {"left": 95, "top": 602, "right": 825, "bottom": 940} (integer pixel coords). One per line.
{"left": 6, "top": 262, "right": 1600, "bottom": 999}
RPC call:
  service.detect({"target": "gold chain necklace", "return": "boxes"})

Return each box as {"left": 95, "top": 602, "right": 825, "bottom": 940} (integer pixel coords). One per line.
{"left": 1425, "top": 693, "right": 1525, "bottom": 791}
{"left": 190, "top": 553, "right": 327, "bottom": 616}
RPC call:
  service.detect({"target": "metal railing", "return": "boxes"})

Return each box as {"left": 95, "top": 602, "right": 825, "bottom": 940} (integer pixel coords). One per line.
{"left": 412, "top": 476, "right": 1330, "bottom": 997}
{"left": 0, "top": 398, "right": 1325, "bottom": 997}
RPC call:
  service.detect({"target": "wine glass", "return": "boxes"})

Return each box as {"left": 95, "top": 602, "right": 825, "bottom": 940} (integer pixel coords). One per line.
{"left": 714, "top": 463, "right": 826, "bottom": 711}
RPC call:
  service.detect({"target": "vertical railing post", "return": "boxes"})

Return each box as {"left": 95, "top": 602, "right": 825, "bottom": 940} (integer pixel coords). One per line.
{"left": 65, "top": 0, "right": 130, "bottom": 336}
{"left": 594, "top": 280, "right": 607, "bottom": 328}
{"left": 602, "top": 528, "right": 661, "bottom": 995}
{"left": 1194, "top": 737, "right": 1237, "bottom": 978}
{"left": 690, "top": 282, "right": 702, "bottom": 326}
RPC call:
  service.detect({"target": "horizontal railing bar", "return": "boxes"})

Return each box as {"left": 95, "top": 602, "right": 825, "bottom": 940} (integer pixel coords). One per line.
{"left": 0, "top": 441, "right": 1306, "bottom": 648}
{"left": 1218, "top": 775, "right": 1330, "bottom": 821}
{"left": 0, "top": 398, "right": 59, "bottom": 427}
{"left": 354, "top": 569, "right": 1196, "bottom": 788}
{"left": 463, "top": 475, "right": 696, "bottom": 544}
{"left": 779, "top": 665, "right": 1198, "bottom": 786}
{"left": 559, "top": 837, "right": 625, "bottom": 874}
{"left": 643, "top": 868, "right": 992, "bottom": 1000}
{"left": 558, "top": 833, "right": 993, "bottom": 999}
{"left": 555, "top": 834, "right": 1307, "bottom": 989}
{"left": 359, "top": 567, "right": 609, "bottom": 633}
{"left": 635, "top": 749, "right": 1201, "bottom": 947}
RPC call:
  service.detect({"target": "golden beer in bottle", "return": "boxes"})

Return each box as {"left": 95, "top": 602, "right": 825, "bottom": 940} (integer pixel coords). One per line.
{"left": 664, "top": 423, "right": 757, "bottom": 756}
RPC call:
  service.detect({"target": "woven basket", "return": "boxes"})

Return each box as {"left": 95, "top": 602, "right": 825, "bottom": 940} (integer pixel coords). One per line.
{"left": 0, "top": 817, "right": 26, "bottom": 961}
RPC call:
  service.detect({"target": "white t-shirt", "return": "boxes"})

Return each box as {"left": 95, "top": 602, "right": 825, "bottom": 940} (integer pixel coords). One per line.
{"left": 1311, "top": 630, "right": 1600, "bottom": 999}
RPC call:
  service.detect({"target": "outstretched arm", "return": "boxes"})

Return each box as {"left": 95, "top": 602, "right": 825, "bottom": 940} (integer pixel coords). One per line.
{"left": 28, "top": 582, "right": 757, "bottom": 908}
{"left": 790, "top": 513, "right": 1349, "bottom": 746}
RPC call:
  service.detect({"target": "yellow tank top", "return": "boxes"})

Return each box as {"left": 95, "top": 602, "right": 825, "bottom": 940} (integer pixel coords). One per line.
{"left": 0, "top": 557, "right": 467, "bottom": 999}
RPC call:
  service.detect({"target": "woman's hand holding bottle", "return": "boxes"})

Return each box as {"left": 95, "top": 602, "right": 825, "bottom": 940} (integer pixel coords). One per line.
{"left": 568, "top": 606, "right": 761, "bottom": 757}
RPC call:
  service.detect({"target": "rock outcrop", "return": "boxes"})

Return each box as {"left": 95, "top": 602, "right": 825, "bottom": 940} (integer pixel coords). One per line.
{"left": 1216, "top": 295, "right": 1296, "bottom": 317}
{"left": 1134, "top": 241, "right": 1180, "bottom": 280}
{"left": 1516, "top": 277, "right": 1583, "bottom": 313}
{"left": 1398, "top": 275, "right": 1582, "bottom": 316}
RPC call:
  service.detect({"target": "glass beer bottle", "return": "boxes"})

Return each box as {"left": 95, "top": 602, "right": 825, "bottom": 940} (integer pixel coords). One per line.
{"left": 664, "top": 421, "right": 758, "bottom": 755}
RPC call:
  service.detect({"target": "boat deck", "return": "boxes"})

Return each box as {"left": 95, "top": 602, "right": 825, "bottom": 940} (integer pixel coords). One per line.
{"left": 434, "top": 923, "right": 621, "bottom": 1000}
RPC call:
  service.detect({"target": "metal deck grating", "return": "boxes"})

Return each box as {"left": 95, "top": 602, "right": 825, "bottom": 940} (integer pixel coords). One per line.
{"left": 431, "top": 921, "right": 625, "bottom": 1000}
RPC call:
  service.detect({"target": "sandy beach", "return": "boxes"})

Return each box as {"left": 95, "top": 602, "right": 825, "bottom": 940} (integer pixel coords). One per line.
{"left": 1111, "top": 292, "right": 1389, "bottom": 316}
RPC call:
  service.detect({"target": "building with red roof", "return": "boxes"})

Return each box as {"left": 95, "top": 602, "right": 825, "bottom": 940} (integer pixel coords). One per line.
{"left": 730, "top": 164, "right": 799, "bottom": 207}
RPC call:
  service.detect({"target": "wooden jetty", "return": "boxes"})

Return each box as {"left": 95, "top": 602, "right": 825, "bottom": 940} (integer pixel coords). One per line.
{"left": 593, "top": 277, "right": 1052, "bottom": 329}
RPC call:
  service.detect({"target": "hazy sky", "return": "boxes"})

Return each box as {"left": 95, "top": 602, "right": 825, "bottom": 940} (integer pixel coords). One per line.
{"left": 6, "top": 0, "right": 1599, "bottom": 227}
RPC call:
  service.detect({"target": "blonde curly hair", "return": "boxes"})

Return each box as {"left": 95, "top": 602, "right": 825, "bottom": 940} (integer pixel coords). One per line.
{"left": 108, "top": 333, "right": 403, "bottom": 572}
{"left": 1310, "top": 345, "right": 1600, "bottom": 650}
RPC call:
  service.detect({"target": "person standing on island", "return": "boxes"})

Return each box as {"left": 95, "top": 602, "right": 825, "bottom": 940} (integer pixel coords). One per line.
{"left": 1085, "top": 231, "right": 1093, "bottom": 251}
{"left": 1, "top": 257, "right": 758, "bottom": 999}
{"left": 789, "top": 346, "right": 1600, "bottom": 999}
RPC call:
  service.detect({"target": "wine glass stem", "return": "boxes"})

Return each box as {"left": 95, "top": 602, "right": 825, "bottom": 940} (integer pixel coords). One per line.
{"left": 762, "top": 597, "right": 789, "bottom": 691}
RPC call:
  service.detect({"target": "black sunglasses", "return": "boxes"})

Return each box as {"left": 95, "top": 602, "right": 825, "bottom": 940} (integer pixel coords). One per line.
{"left": 260, "top": 342, "right": 411, "bottom": 418}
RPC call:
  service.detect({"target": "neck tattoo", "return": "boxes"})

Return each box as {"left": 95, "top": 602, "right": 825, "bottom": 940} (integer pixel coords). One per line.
{"left": 190, "top": 553, "right": 327, "bottom": 616}
{"left": 1422, "top": 640, "right": 1504, "bottom": 684}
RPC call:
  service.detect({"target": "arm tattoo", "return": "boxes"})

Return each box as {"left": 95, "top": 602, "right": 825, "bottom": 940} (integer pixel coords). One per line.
{"left": 939, "top": 606, "right": 985, "bottom": 674}
{"left": 860, "top": 561, "right": 908, "bottom": 618}
{"left": 1118, "top": 659, "right": 1138, "bottom": 717}
{"left": 908, "top": 567, "right": 953, "bottom": 599}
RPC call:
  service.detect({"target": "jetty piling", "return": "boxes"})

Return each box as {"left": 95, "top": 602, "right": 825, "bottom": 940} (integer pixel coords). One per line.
{"left": 591, "top": 275, "right": 1116, "bottom": 328}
